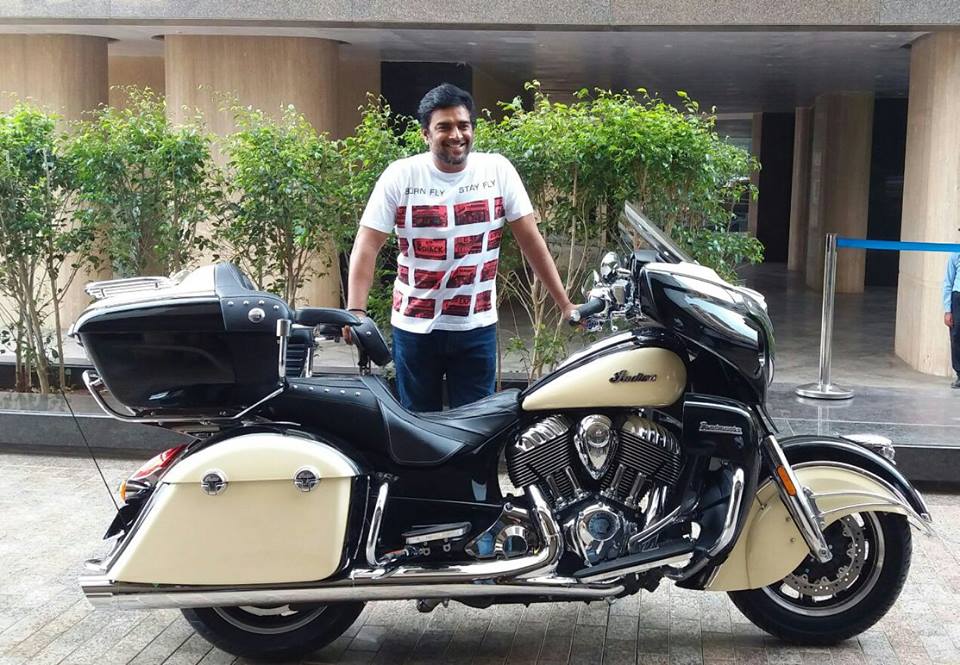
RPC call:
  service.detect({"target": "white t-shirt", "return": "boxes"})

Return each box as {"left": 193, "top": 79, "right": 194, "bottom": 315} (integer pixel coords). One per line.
{"left": 360, "top": 151, "right": 534, "bottom": 333}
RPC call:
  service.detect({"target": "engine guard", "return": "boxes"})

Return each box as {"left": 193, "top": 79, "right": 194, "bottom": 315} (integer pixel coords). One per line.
{"left": 705, "top": 462, "right": 933, "bottom": 592}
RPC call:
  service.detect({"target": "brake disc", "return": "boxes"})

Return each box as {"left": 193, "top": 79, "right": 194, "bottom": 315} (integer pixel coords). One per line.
{"left": 782, "top": 515, "right": 867, "bottom": 596}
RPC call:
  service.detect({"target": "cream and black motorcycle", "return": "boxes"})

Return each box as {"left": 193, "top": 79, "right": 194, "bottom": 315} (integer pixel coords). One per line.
{"left": 75, "top": 203, "right": 932, "bottom": 661}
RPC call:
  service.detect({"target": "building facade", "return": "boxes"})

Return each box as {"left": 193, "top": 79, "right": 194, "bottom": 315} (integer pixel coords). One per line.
{"left": 1, "top": 1, "right": 959, "bottom": 375}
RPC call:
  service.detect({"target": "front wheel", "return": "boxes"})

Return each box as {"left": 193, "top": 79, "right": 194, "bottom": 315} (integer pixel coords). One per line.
{"left": 728, "top": 512, "right": 911, "bottom": 645}
{"left": 182, "top": 601, "right": 364, "bottom": 661}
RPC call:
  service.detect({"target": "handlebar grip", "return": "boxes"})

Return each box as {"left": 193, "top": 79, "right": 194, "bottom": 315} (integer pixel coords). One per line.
{"left": 569, "top": 298, "right": 606, "bottom": 326}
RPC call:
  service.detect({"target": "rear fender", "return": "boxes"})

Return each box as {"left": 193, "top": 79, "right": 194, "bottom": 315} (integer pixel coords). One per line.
{"left": 705, "top": 462, "right": 933, "bottom": 592}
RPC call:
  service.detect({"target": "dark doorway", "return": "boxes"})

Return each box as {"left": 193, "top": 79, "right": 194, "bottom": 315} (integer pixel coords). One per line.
{"left": 380, "top": 62, "right": 474, "bottom": 122}
{"left": 757, "top": 113, "right": 795, "bottom": 263}
{"left": 865, "top": 98, "right": 908, "bottom": 288}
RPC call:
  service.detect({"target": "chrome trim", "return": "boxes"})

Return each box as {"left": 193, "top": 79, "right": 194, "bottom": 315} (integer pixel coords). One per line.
{"left": 404, "top": 524, "right": 471, "bottom": 546}
{"left": 277, "top": 319, "right": 292, "bottom": 378}
{"left": 356, "top": 485, "right": 562, "bottom": 583}
{"left": 82, "top": 370, "right": 283, "bottom": 425}
{"left": 792, "top": 461, "right": 934, "bottom": 535}
{"left": 627, "top": 503, "right": 682, "bottom": 550}
{"left": 578, "top": 552, "right": 694, "bottom": 583}
{"left": 575, "top": 414, "right": 617, "bottom": 480}
{"left": 707, "top": 467, "right": 745, "bottom": 556}
{"left": 366, "top": 482, "right": 390, "bottom": 567}
{"left": 85, "top": 276, "right": 175, "bottom": 300}
{"left": 517, "top": 415, "right": 570, "bottom": 453}
{"left": 761, "top": 435, "right": 833, "bottom": 563}
{"left": 200, "top": 469, "right": 228, "bottom": 496}
{"left": 293, "top": 466, "right": 320, "bottom": 492}
{"left": 840, "top": 434, "right": 896, "bottom": 463}
{"left": 79, "top": 575, "right": 625, "bottom": 610}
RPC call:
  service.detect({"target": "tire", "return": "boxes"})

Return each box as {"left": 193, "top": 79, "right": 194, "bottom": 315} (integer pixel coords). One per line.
{"left": 728, "top": 512, "right": 911, "bottom": 645}
{"left": 182, "top": 601, "right": 364, "bottom": 661}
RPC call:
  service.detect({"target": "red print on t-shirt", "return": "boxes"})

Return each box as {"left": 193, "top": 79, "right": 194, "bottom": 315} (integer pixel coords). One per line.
{"left": 411, "top": 205, "right": 448, "bottom": 228}
{"left": 404, "top": 297, "right": 436, "bottom": 319}
{"left": 474, "top": 290, "right": 492, "bottom": 313}
{"left": 392, "top": 289, "right": 403, "bottom": 312}
{"left": 397, "top": 264, "right": 409, "bottom": 285}
{"left": 395, "top": 206, "right": 407, "bottom": 228}
{"left": 487, "top": 227, "right": 502, "bottom": 250}
{"left": 494, "top": 197, "right": 505, "bottom": 220}
{"left": 454, "top": 200, "right": 490, "bottom": 226}
{"left": 454, "top": 233, "right": 485, "bottom": 258}
{"left": 445, "top": 265, "right": 478, "bottom": 288}
{"left": 480, "top": 259, "right": 499, "bottom": 282}
{"left": 398, "top": 237, "right": 409, "bottom": 257}
{"left": 413, "top": 238, "right": 447, "bottom": 260}
{"left": 442, "top": 295, "right": 472, "bottom": 317}
{"left": 414, "top": 268, "right": 445, "bottom": 289}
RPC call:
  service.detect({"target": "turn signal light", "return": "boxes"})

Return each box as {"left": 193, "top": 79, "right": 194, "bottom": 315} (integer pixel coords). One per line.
{"left": 776, "top": 466, "right": 798, "bottom": 496}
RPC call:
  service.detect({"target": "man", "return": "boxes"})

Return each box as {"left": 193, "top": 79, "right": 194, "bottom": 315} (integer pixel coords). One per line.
{"left": 944, "top": 249, "right": 960, "bottom": 388}
{"left": 346, "top": 83, "right": 575, "bottom": 411}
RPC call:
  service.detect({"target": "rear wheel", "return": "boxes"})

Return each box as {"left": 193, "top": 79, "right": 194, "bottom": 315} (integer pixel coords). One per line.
{"left": 728, "top": 512, "right": 911, "bottom": 645}
{"left": 182, "top": 602, "right": 364, "bottom": 661}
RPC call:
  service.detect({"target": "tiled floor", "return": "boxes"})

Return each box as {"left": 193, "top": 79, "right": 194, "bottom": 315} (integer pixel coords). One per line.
{"left": 2, "top": 452, "right": 960, "bottom": 665}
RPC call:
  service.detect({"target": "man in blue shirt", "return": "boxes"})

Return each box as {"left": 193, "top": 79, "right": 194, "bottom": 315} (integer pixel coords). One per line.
{"left": 944, "top": 252, "right": 960, "bottom": 388}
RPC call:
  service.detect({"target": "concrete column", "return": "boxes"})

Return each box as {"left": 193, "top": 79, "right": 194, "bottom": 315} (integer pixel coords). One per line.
{"left": 337, "top": 50, "right": 380, "bottom": 140}
{"left": 108, "top": 56, "right": 165, "bottom": 108}
{"left": 747, "top": 112, "right": 762, "bottom": 237}
{"left": 804, "top": 92, "right": 874, "bottom": 293}
{"left": 788, "top": 106, "right": 813, "bottom": 272}
{"left": 0, "top": 34, "right": 110, "bottom": 328}
{"left": 895, "top": 32, "right": 960, "bottom": 377}
{"left": 165, "top": 35, "right": 340, "bottom": 307}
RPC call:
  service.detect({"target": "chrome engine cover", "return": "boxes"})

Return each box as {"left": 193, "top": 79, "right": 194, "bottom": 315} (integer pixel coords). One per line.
{"left": 566, "top": 502, "right": 628, "bottom": 565}
{"left": 575, "top": 414, "right": 617, "bottom": 480}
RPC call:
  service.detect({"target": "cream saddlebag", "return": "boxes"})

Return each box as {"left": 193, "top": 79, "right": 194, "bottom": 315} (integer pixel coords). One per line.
{"left": 108, "top": 433, "right": 361, "bottom": 586}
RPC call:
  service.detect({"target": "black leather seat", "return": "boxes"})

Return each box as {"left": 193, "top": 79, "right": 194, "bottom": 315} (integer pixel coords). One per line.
{"left": 281, "top": 376, "right": 521, "bottom": 466}
{"left": 362, "top": 377, "right": 521, "bottom": 465}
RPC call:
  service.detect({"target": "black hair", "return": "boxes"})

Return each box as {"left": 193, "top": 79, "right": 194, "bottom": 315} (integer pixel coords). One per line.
{"left": 417, "top": 83, "right": 476, "bottom": 129}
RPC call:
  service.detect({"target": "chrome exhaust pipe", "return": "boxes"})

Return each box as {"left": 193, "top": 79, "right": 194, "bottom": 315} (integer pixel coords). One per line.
{"left": 80, "top": 575, "right": 624, "bottom": 610}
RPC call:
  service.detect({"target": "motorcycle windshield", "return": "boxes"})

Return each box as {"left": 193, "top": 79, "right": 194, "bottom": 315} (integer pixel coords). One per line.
{"left": 618, "top": 202, "right": 695, "bottom": 265}
{"left": 617, "top": 202, "right": 775, "bottom": 398}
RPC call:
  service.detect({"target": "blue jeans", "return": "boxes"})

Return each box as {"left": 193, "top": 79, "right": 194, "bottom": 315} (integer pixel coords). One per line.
{"left": 391, "top": 324, "right": 497, "bottom": 412}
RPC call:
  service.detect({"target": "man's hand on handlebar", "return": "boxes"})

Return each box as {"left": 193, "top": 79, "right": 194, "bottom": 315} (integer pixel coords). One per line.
{"left": 342, "top": 308, "right": 367, "bottom": 344}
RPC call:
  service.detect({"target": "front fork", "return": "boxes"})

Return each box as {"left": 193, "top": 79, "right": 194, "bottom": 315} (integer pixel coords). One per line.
{"left": 761, "top": 434, "right": 833, "bottom": 563}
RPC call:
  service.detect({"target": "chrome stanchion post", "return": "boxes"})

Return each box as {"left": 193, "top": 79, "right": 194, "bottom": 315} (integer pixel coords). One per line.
{"left": 796, "top": 233, "right": 854, "bottom": 400}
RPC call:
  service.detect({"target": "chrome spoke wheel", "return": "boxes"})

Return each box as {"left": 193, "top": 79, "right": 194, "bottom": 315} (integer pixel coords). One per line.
{"left": 761, "top": 512, "right": 885, "bottom": 617}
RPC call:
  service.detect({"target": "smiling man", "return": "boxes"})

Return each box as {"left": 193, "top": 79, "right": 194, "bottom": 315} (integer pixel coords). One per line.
{"left": 346, "top": 83, "right": 575, "bottom": 412}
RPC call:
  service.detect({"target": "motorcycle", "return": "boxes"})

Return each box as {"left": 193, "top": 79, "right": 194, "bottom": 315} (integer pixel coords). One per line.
{"left": 74, "top": 202, "right": 932, "bottom": 661}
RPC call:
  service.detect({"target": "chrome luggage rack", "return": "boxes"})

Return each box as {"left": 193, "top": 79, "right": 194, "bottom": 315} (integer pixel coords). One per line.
{"left": 81, "top": 370, "right": 283, "bottom": 428}
{"left": 84, "top": 276, "right": 175, "bottom": 300}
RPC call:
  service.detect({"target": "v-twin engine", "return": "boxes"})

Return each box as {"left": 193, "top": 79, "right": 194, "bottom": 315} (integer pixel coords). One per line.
{"left": 506, "top": 413, "right": 682, "bottom": 566}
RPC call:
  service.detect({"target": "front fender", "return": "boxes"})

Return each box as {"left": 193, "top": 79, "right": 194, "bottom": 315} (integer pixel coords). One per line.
{"left": 705, "top": 462, "right": 933, "bottom": 592}
{"left": 779, "top": 435, "right": 930, "bottom": 519}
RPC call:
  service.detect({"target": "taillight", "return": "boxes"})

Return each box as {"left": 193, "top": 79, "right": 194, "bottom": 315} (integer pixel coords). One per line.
{"left": 120, "top": 444, "right": 187, "bottom": 502}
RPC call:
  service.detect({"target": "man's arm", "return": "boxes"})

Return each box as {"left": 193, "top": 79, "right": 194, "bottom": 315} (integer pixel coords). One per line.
{"left": 347, "top": 226, "right": 391, "bottom": 313}
{"left": 509, "top": 214, "right": 576, "bottom": 319}
{"left": 945, "top": 254, "right": 957, "bottom": 327}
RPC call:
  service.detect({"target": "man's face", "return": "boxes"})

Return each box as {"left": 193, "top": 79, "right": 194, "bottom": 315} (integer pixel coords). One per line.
{"left": 423, "top": 105, "right": 473, "bottom": 172}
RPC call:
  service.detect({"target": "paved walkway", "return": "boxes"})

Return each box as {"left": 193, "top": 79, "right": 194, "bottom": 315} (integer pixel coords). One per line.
{"left": 2, "top": 452, "right": 960, "bottom": 665}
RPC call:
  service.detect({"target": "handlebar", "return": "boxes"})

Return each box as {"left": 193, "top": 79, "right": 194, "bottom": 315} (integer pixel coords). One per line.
{"left": 568, "top": 297, "right": 607, "bottom": 326}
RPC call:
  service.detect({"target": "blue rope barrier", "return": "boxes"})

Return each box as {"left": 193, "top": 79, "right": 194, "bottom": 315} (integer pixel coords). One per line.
{"left": 837, "top": 237, "right": 960, "bottom": 252}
